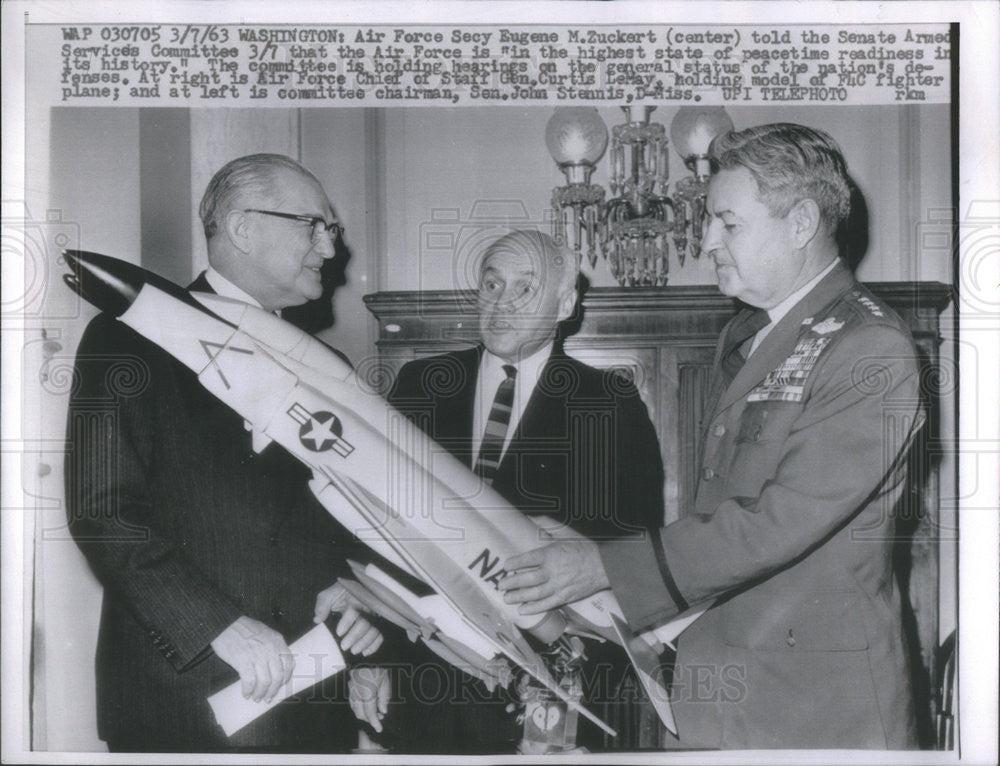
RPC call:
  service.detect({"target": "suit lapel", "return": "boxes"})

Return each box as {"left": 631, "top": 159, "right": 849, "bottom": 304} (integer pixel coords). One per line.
{"left": 497, "top": 349, "right": 566, "bottom": 476}
{"left": 716, "top": 262, "right": 856, "bottom": 414}
{"left": 442, "top": 346, "right": 482, "bottom": 468}
{"left": 511, "top": 354, "right": 556, "bottom": 438}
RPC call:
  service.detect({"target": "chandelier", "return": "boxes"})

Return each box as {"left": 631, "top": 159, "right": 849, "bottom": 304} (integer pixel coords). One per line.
{"left": 546, "top": 105, "right": 733, "bottom": 286}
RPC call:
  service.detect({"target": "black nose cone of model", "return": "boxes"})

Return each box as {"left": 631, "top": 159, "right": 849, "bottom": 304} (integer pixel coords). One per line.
{"left": 62, "top": 250, "right": 201, "bottom": 317}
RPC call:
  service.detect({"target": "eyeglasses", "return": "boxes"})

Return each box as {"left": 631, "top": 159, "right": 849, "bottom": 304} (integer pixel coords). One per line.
{"left": 244, "top": 209, "right": 344, "bottom": 244}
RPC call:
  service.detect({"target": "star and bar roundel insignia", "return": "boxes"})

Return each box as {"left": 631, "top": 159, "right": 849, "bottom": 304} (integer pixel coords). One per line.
{"left": 287, "top": 403, "right": 355, "bottom": 457}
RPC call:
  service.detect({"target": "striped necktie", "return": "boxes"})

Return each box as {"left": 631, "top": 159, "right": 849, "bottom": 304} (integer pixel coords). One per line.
{"left": 474, "top": 364, "right": 517, "bottom": 484}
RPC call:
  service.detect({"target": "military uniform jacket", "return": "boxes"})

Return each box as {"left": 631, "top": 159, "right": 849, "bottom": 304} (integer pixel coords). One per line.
{"left": 600, "top": 263, "right": 922, "bottom": 749}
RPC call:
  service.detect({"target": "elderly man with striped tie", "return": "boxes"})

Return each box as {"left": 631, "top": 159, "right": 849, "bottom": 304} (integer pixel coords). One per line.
{"left": 377, "top": 229, "right": 665, "bottom": 753}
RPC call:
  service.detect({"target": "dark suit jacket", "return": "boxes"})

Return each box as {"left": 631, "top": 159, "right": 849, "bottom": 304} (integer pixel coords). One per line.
{"left": 65, "top": 273, "right": 360, "bottom": 752}
{"left": 389, "top": 345, "right": 665, "bottom": 539}
{"left": 383, "top": 344, "right": 665, "bottom": 751}
{"left": 601, "top": 263, "right": 921, "bottom": 748}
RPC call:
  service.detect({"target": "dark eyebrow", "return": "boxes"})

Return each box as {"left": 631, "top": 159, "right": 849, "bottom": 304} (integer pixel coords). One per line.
{"left": 708, "top": 207, "right": 737, "bottom": 219}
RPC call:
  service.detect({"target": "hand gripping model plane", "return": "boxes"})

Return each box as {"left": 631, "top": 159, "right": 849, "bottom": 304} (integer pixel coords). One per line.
{"left": 63, "top": 250, "right": 706, "bottom": 737}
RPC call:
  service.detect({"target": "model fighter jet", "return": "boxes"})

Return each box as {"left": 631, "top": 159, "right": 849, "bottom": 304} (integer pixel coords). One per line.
{"left": 64, "top": 250, "right": 704, "bottom": 737}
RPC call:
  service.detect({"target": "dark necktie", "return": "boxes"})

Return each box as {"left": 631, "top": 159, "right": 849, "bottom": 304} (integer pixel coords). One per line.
{"left": 474, "top": 364, "right": 517, "bottom": 485}
{"left": 720, "top": 308, "right": 770, "bottom": 385}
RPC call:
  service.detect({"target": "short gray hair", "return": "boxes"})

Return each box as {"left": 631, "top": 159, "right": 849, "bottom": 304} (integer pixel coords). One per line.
{"left": 480, "top": 229, "right": 579, "bottom": 296}
{"left": 708, "top": 123, "right": 851, "bottom": 235}
{"left": 198, "top": 153, "right": 320, "bottom": 240}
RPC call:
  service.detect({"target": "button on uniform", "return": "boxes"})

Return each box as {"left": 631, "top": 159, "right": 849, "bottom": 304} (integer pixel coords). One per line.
{"left": 713, "top": 423, "right": 726, "bottom": 437}
{"left": 702, "top": 467, "right": 716, "bottom": 481}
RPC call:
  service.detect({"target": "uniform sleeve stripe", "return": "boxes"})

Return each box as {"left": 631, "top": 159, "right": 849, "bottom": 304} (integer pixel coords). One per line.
{"left": 650, "top": 526, "right": 689, "bottom": 612}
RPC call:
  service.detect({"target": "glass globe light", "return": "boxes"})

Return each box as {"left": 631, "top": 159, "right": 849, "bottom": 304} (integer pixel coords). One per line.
{"left": 545, "top": 108, "right": 609, "bottom": 166}
{"left": 670, "top": 107, "right": 734, "bottom": 159}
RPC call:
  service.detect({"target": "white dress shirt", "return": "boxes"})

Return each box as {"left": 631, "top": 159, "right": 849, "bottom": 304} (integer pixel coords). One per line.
{"left": 748, "top": 259, "right": 839, "bottom": 357}
{"left": 204, "top": 267, "right": 263, "bottom": 308}
{"left": 472, "top": 342, "right": 554, "bottom": 465}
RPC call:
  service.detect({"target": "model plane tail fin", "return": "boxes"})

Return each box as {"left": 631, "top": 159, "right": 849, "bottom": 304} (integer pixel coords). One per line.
{"left": 610, "top": 612, "right": 677, "bottom": 735}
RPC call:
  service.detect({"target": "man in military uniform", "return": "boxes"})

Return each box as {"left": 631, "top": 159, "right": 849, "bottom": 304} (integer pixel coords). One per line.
{"left": 500, "top": 124, "right": 922, "bottom": 749}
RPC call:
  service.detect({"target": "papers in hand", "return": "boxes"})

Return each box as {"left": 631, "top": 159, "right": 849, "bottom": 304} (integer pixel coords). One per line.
{"left": 207, "top": 623, "right": 347, "bottom": 737}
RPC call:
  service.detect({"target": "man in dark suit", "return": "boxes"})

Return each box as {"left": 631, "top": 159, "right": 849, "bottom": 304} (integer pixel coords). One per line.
{"left": 501, "top": 125, "right": 923, "bottom": 749}
{"left": 379, "top": 230, "right": 664, "bottom": 752}
{"left": 65, "top": 154, "right": 383, "bottom": 752}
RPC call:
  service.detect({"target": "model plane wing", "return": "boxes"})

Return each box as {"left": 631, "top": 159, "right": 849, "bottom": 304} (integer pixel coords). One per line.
{"left": 64, "top": 251, "right": 705, "bottom": 739}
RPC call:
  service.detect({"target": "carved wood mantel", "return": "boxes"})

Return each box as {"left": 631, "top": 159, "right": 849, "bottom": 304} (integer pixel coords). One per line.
{"left": 365, "top": 281, "right": 952, "bottom": 748}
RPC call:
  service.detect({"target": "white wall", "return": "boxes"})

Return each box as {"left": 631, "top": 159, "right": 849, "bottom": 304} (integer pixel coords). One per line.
{"left": 373, "top": 104, "right": 953, "bottom": 289}
{"left": 189, "top": 109, "right": 301, "bottom": 277}
{"left": 301, "top": 108, "right": 379, "bottom": 367}
{"left": 34, "top": 107, "right": 144, "bottom": 752}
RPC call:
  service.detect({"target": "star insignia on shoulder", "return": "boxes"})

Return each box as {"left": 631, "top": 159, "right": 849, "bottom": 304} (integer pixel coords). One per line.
{"left": 811, "top": 317, "right": 845, "bottom": 335}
